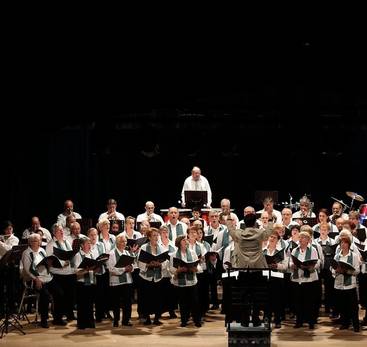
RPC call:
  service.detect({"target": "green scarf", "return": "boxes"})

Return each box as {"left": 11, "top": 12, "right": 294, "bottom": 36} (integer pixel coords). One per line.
{"left": 176, "top": 246, "right": 194, "bottom": 285}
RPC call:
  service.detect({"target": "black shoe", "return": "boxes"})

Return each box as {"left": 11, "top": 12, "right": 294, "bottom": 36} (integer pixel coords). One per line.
{"left": 169, "top": 312, "right": 178, "bottom": 319}
{"left": 153, "top": 319, "right": 163, "bottom": 326}
{"left": 274, "top": 323, "right": 281, "bottom": 329}
{"left": 361, "top": 319, "right": 367, "bottom": 326}
{"left": 67, "top": 315, "right": 76, "bottom": 322}
{"left": 195, "top": 322, "right": 202, "bottom": 327}
{"left": 180, "top": 322, "right": 187, "bottom": 327}
{"left": 339, "top": 325, "right": 349, "bottom": 330}
{"left": 40, "top": 321, "right": 49, "bottom": 329}
{"left": 309, "top": 324, "right": 315, "bottom": 330}
{"left": 95, "top": 318, "right": 102, "bottom": 323}
{"left": 122, "top": 321, "right": 133, "bottom": 327}
{"left": 143, "top": 318, "right": 152, "bottom": 325}
{"left": 294, "top": 323, "right": 303, "bottom": 328}
{"left": 210, "top": 305, "right": 219, "bottom": 310}
{"left": 113, "top": 321, "right": 119, "bottom": 327}
{"left": 252, "top": 320, "right": 261, "bottom": 327}
{"left": 53, "top": 319, "right": 67, "bottom": 326}
{"left": 353, "top": 326, "right": 360, "bottom": 332}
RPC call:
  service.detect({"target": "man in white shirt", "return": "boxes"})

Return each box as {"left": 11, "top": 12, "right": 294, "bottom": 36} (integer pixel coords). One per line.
{"left": 181, "top": 166, "right": 212, "bottom": 208}
{"left": 256, "top": 197, "right": 282, "bottom": 224}
{"left": 98, "top": 198, "right": 125, "bottom": 221}
{"left": 136, "top": 201, "right": 164, "bottom": 224}
{"left": 22, "top": 216, "right": 52, "bottom": 243}
{"left": 56, "top": 200, "right": 82, "bottom": 228}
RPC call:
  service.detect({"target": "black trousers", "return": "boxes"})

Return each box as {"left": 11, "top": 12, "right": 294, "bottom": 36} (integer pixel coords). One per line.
{"left": 95, "top": 271, "right": 110, "bottom": 320}
{"left": 52, "top": 274, "right": 76, "bottom": 319}
{"left": 197, "top": 272, "right": 209, "bottom": 315}
{"left": 293, "top": 281, "right": 318, "bottom": 325}
{"left": 265, "top": 277, "right": 284, "bottom": 324}
{"left": 110, "top": 284, "right": 133, "bottom": 324}
{"left": 37, "top": 279, "right": 62, "bottom": 323}
{"left": 320, "top": 269, "right": 335, "bottom": 311}
{"left": 176, "top": 284, "right": 201, "bottom": 324}
{"left": 335, "top": 287, "right": 359, "bottom": 328}
{"left": 238, "top": 271, "right": 267, "bottom": 325}
{"left": 140, "top": 278, "right": 162, "bottom": 319}
{"left": 160, "top": 277, "right": 177, "bottom": 314}
{"left": 76, "top": 282, "right": 96, "bottom": 329}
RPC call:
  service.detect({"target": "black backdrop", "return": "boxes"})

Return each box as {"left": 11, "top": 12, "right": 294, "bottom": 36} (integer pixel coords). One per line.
{"left": 2, "top": 33, "right": 367, "bottom": 236}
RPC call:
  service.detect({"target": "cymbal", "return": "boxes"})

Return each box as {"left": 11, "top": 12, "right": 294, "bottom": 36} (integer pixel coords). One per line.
{"left": 346, "top": 191, "right": 365, "bottom": 202}
{"left": 331, "top": 197, "right": 348, "bottom": 206}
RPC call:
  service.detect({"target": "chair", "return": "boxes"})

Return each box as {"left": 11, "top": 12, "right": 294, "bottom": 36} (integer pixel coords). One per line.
{"left": 18, "top": 280, "right": 39, "bottom": 324}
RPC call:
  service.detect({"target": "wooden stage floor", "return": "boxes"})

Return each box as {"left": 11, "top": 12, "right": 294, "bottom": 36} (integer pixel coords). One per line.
{"left": 2, "top": 306, "right": 366, "bottom": 347}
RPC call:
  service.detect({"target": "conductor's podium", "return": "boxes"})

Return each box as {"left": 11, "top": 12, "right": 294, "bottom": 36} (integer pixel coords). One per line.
{"left": 227, "top": 322, "right": 271, "bottom": 347}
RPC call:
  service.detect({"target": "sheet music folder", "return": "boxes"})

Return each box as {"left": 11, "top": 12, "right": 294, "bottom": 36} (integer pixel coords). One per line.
{"left": 265, "top": 251, "right": 284, "bottom": 265}
{"left": 78, "top": 254, "right": 109, "bottom": 269}
{"left": 53, "top": 247, "right": 77, "bottom": 261}
{"left": 126, "top": 237, "right": 148, "bottom": 248}
{"left": 291, "top": 255, "right": 318, "bottom": 268}
{"left": 115, "top": 253, "right": 135, "bottom": 268}
{"left": 36, "top": 255, "right": 63, "bottom": 268}
{"left": 184, "top": 190, "right": 207, "bottom": 209}
{"left": 330, "top": 259, "right": 356, "bottom": 272}
{"left": 173, "top": 257, "right": 200, "bottom": 269}
{"left": 138, "top": 249, "right": 169, "bottom": 264}
{"left": 356, "top": 228, "right": 366, "bottom": 242}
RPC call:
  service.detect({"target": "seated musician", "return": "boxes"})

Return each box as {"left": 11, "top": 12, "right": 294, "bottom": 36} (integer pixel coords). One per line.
{"left": 22, "top": 216, "right": 52, "bottom": 243}
{"left": 21, "top": 234, "right": 58, "bottom": 328}
{"left": 169, "top": 235, "right": 201, "bottom": 327}
{"left": 0, "top": 220, "right": 19, "bottom": 260}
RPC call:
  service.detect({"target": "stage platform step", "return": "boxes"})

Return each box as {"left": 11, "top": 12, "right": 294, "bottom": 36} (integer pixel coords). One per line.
{"left": 227, "top": 322, "right": 271, "bottom": 346}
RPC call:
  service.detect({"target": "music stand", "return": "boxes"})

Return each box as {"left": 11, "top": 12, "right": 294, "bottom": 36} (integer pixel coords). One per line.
{"left": 0, "top": 245, "right": 27, "bottom": 338}
{"left": 184, "top": 190, "right": 208, "bottom": 209}
{"left": 225, "top": 267, "right": 271, "bottom": 346}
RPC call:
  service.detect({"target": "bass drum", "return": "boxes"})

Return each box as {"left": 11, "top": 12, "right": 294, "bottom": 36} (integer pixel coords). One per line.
{"left": 359, "top": 204, "right": 367, "bottom": 225}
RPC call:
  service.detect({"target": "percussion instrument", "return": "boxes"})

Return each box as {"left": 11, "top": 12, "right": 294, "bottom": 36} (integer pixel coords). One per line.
{"left": 346, "top": 191, "right": 364, "bottom": 202}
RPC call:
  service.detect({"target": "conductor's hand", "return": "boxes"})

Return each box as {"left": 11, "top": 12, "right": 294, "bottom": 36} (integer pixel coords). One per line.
{"left": 270, "top": 263, "right": 278, "bottom": 270}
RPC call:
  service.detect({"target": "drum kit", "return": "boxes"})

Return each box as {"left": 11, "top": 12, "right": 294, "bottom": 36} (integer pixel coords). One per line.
{"left": 331, "top": 191, "right": 366, "bottom": 224}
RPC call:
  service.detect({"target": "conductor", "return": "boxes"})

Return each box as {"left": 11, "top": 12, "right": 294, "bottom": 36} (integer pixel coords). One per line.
{"left": 226, "top": 213, "right": 273, "bottom": 327}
